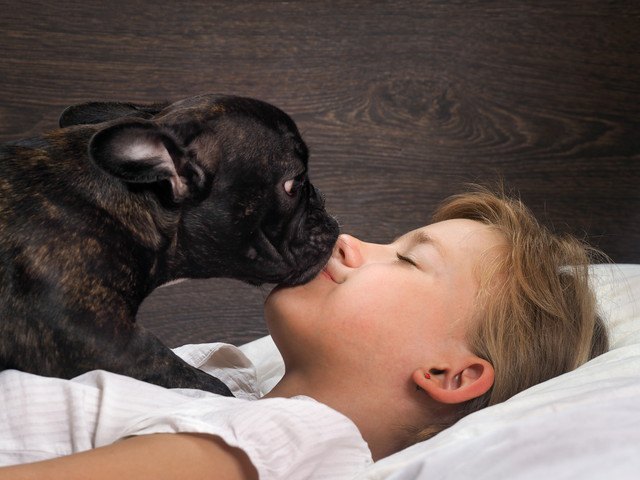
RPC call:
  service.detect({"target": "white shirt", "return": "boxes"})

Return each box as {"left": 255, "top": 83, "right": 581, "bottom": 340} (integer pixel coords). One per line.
{"left": 0, "top": 343, "right": 372, "bottom": 479}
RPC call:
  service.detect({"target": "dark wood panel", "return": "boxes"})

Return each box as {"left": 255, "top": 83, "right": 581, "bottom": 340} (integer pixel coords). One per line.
{"left": 1, "top": 0, "right": 639, "bottom": 346}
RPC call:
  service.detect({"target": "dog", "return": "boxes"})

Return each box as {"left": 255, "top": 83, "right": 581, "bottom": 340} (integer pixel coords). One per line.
{"left": 0, "top": 94, "right": 339, "bottom": 395}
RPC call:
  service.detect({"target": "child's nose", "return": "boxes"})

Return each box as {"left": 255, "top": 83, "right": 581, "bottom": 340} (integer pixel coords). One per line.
{"left": 334, "top": 234, "right": 364, "bottom": 268}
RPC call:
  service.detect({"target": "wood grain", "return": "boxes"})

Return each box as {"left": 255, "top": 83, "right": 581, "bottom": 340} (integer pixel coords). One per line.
{"left": 1, "top": 0, "right": 639, "bottom": 346}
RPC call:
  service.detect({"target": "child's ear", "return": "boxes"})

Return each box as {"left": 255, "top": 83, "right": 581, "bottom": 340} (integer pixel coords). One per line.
{"left": 413, "top": 357, "right": 494, "bottom": 405}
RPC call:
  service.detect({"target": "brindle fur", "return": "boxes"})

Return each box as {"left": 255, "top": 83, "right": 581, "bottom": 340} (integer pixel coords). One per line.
{"left": 0, "top": 94, "right": 338, "bottom": 395}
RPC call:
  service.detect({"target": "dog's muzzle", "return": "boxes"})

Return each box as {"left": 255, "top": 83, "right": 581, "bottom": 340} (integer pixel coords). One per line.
{"left": 252, "top": 185, "right": 339, "bottom": 286}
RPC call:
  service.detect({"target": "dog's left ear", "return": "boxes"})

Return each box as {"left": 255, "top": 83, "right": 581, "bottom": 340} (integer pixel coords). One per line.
{"left": 59, "top": 101, "right": 168, "bottom": 128}
{"left": 89, "top": 119, "right": 205, "bottom": 203}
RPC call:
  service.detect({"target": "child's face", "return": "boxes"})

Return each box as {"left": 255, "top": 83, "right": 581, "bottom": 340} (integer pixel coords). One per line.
{"left": 265, "top": 218, "right": 504, "bottom": 387}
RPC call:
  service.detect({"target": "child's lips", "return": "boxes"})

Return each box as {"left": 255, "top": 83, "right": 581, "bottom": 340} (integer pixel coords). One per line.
{"left": 321, "top": 268, "right": 336, "bottom": 282}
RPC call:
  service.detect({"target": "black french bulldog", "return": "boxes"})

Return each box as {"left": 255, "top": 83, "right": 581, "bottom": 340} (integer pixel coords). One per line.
{"left": 0, "top": 94, "right": 339, "bottom": 395}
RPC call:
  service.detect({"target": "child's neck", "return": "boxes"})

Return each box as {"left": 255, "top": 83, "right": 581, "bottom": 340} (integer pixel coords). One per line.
{"left": 262, "top": 371, "right": 416, "bottom": 461}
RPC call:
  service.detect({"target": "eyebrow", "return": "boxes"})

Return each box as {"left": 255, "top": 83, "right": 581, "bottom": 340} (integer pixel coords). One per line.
{"left": 404, "top": 230, "right": 446, "bottom": 258}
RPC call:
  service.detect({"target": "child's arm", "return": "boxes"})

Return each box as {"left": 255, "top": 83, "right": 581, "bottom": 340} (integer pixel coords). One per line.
{"left": 0, "top": 433, "right": 258, "bottom": 480}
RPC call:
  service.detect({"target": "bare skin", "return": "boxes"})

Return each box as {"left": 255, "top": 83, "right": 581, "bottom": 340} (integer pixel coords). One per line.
{"left": 0, "top": 434, "right": 257, "bottom": 480}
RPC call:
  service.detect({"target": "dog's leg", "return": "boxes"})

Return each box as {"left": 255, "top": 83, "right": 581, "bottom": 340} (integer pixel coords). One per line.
{"left": 1, "top": 316, "right": 233, "bottom": 396}
{"left": 118, "top": 325, "right": 234, "bottom": 396}
{"left": 85, "top": 324, "right": 234, "bottom": 396}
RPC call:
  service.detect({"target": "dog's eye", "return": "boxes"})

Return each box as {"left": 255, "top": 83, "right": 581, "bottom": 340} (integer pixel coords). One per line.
{"left": 284, "top": 179, "right": 295, "bottom": 195}
{"left": 283, "top": 174, "right": 306, "bottom": 197}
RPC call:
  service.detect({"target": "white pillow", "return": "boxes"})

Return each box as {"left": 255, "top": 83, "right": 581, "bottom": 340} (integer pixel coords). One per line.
{"left": 590, "top": 264, "right": 640, "bottom": 348}
{"left": 240, "top": 264, "right": 640, "bottom": 480}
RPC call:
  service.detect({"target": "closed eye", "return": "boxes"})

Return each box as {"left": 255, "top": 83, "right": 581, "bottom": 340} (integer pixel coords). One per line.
{"left": 396, "top": 252, "right": 418, "bottom": 266}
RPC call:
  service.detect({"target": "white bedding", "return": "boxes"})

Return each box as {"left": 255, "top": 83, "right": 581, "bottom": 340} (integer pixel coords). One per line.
{"left": 239, "top": 264, "right": 640, "bottom": 479}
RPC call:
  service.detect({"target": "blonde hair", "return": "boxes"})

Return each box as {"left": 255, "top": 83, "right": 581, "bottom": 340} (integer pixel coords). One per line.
{"left": 414, "top": 186, "right": 609, "bottom": 442}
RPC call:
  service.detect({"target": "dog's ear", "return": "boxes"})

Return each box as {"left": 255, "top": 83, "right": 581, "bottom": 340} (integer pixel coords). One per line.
{"left": 59, "top": 101, "right": 169, "bottom": 128}
{"left": 89, "top": 120, "right": 206, "bottom": 203}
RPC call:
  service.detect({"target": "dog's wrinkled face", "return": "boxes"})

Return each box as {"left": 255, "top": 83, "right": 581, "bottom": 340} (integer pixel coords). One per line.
{"left": 84, "top": 94, "right": 339, "bottom": 286}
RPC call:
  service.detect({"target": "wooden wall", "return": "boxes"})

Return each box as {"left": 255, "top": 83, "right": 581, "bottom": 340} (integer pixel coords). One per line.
{"left": 2, "top": 1, "right": 639, "bottom": 346}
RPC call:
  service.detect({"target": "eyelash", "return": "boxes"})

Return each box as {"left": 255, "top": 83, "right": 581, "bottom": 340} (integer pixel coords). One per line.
{"left": 396, "top": 252, "right": 418, "bottom": 266}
